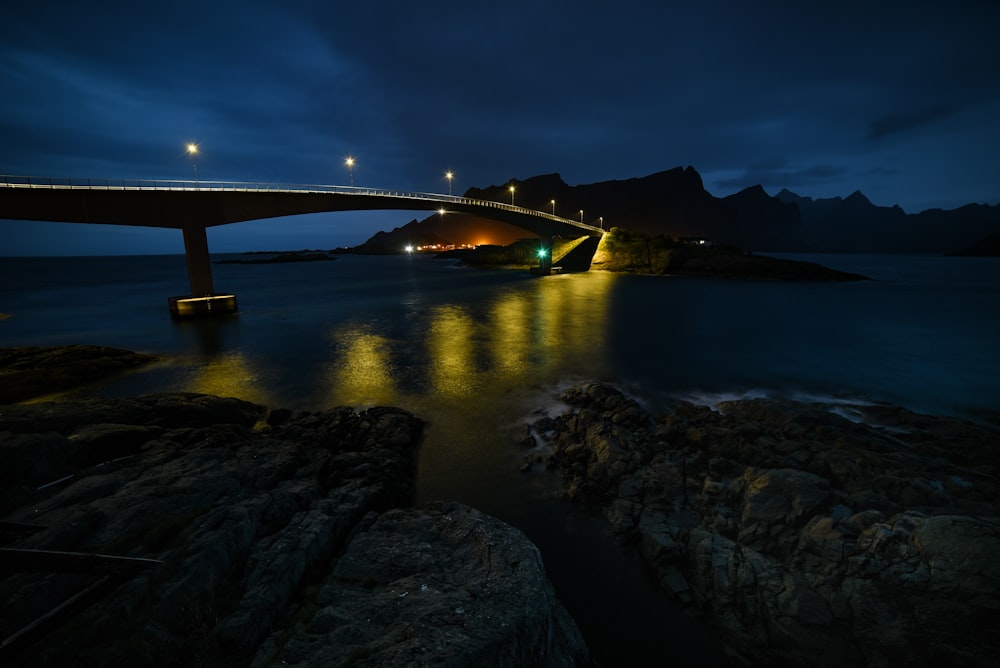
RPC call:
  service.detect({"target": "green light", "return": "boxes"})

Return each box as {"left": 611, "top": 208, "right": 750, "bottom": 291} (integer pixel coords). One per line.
{"left": 537, "top": 248, "right": 548, "bottom": 258}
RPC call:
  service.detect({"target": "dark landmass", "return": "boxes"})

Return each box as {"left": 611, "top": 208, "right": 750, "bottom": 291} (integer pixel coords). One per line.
{"left": 590, "top": 228, "right": 867, "bottom": 280}
{"left": 0, "top": 393, "right": 588, "bottom": 667}
{"left": 354, "top": 167, "right": 999, "bottom": 255}
{"left": 947, "top": 230, "right": 1000, "bottom": 256}
{"left": 215, "top": 251, "right": 337, "bottom": 265}
{"left": 520, "top": 382, "right": 1000, "bottom": 667}
{"left": 776, "top": 189, "right": 1000, "bottom": 254}
{"left": 446, "top": 230, "right": 867, "bottom": 281}
{"left": 0, "top": 345, "right": 160, "bottom": 404}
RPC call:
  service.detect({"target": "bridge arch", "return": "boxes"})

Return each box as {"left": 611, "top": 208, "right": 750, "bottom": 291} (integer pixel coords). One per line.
{"left": 1, "top": 177, "right": 603, "bottom": 315}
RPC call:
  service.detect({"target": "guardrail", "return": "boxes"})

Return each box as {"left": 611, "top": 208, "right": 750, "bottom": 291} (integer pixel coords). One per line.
{"left": 0, "top": 175, "right": 604, "bottom": 232}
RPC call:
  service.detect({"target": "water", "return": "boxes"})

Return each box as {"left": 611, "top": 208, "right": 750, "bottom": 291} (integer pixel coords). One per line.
{"left": 2, "top": 252, "right": 999, "bottom": 664}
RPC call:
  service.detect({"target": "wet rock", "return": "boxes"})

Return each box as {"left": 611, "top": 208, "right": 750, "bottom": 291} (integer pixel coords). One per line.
{"left": 528, "top": 381, "right": 1000, "bottom": 667}
{"left": 268, "top": 502, "right": 589, "bottom": 667}
{"left": 1, "top": 392, "right": 587, "bottom": 667}
{"left": 0, "top": 345, "right": 161, "bottom": 403}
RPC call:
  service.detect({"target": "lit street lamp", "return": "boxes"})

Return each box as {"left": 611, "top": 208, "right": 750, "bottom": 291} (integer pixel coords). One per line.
{"left": 345, "top": 156, "right": 355, "bottom": 187}
{"left": 186, "top": 143, "right": 199, "bottom": 183}
{"left": 445, "top": 171, "right": 454, "bottom": 195}
{"left": 579, "top": 209, "right": 584, "bottom": 223}
{"left": 509, "top": 185, "right": 515, "bottom": 205}
{"left": 550, "top": 199, "right": 556, "bottom": 215}
{"left": 599, "top": 216, "right": 604, "bottom": 230}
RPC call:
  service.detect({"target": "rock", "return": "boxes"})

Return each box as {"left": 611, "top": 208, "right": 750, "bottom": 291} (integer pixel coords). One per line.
{"left": 268, "top": 502, "right": 589, "bottom": 667}
{"left": 527, "top": 382, "right": 1000, "bottom": 667}
{"left": 1, "top": 393, "right": 586, "bottom": 667}
{"left": 0, "top": 345, "right": 161, "bottom": 403}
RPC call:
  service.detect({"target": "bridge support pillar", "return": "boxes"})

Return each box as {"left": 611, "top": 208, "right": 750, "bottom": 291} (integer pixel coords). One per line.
{"left": 168, "top": 225, "right": 238, "bottom": 317}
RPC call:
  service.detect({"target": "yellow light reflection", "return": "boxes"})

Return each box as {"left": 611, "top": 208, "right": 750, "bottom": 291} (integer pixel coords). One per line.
{"left": 326, "top": 326, "right": 398, "bottom": 406}
{"left": 490, "top": 293, "right": 532, "bottom": 375}
{"left": 426, "top": 305, "right": 478, "bottom": 398}
{"left": 186, "top": 352, "right": 273, "bottom": 407}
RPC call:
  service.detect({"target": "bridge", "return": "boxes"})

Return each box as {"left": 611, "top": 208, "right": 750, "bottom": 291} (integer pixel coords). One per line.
{"left": 0, "top": 176, "right": 604, "bottom": 316}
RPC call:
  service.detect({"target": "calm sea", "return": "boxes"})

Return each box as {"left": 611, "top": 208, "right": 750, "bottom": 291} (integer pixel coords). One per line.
{"left": 2, "top": 252, "right": 999, "bottom": 665}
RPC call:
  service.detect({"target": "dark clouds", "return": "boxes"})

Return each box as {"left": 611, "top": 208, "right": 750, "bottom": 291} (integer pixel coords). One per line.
{"left": 869, "top": 105, "right": 957, "bottom": 140}
{"left": 2, "top": 0, "right": 999, "bottom": 254}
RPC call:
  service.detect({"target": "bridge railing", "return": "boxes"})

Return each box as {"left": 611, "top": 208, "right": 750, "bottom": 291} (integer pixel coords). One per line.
{"left": 1, "top": 175, "right": 603, "bottom": 232}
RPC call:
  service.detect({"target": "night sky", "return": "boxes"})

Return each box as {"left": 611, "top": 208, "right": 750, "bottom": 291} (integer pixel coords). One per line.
{"left": 3, "top": 0, "right": 999, "bottom": 255}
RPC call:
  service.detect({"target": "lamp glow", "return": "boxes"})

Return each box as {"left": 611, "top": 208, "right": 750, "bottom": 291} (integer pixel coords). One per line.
{"left": 345, "top": 156, "right": 355, "bottom": 187}
{"left": 509, "top": 185, "right": 515, "bottom": 205}
{"left": 445, "top": 171, "right": 454, "bottom": 195}
{"left": 186, "top": 143, "right": 199, "bottom": 183}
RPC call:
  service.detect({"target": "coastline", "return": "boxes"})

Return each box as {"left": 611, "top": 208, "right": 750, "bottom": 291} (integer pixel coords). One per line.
{"left": 3, "top": 346, "right": 998, "bottom": 665}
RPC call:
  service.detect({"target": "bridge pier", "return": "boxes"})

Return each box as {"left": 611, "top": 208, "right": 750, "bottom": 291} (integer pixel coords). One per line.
{"left": 168, "top": 225, "right": 238, "bottom": 317}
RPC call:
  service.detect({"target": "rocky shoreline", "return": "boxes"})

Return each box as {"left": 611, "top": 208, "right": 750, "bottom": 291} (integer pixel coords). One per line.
{"left": 4, "top": 346, "right": 998, "bottom": 666}
{"left": 519, "top": 382, "right": 1000, "bottom": 667}
{"left": 0, "top": 393, "right": 588, "bottom": 667}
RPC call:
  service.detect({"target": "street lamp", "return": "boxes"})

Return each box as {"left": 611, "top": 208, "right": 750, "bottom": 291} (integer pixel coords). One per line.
{"left": 579, "top": 209, "right": 584, "bottom": 223}
{"left": 445, "top": 171, "right": 454, "bottom": 196}
{"left": 509, "top": 185, "right": 515, "bottom": 205}
{"left": 599, "top": 216, "right": 604, "bottom": 230}
{"left": 345, "top": 156, "right": 355, "bottom": 187}
{"left": 186, "top": 143, "right": 199, "bottom": 183}
{"left": 550, "top": 199, "right": 556, "bottom": 215}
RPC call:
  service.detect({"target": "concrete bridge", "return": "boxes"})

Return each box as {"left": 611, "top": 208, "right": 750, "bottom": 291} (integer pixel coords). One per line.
{"left": 0, "top": 176, "right": 604, "bottom": 316}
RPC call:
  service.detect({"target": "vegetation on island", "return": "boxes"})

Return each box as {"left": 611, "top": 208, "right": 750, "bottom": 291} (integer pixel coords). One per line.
{"left": 591, "top": 227, "right": 867, "bottom": 280}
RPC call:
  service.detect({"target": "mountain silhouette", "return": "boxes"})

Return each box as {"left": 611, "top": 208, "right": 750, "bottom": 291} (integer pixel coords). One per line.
{"left": 354, "top": 167, "right": 999, "bottom": 255}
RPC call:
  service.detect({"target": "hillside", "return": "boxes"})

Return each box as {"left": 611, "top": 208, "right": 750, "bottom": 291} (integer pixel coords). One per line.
{"left": 353, "top": 167, "right": 999, "bottom": 255}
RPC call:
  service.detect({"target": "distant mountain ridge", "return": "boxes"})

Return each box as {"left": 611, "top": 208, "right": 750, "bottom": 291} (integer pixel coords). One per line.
{"left": 355, "top": 167, "right": 999, "bottom": 255}
{"left": 774, "top": 189, "right": 1000, "bottom": 253}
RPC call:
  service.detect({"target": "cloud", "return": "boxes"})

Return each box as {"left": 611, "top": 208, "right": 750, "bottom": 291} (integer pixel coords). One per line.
{"left": 868, "top": 104, "right": 956, "bottom": 140}
{"left": 711, "top": 161, "right": 848, "bottom": 194}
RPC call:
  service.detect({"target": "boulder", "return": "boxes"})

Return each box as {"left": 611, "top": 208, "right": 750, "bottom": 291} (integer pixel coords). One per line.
{"left": 525, "top": 382, "right": 1000, "bottom": 667}
{"left": 269, "top": 502, "right": 589, "bottom": 667}
{"left": 1, "top": 393, "right": 587, "bottom": 667}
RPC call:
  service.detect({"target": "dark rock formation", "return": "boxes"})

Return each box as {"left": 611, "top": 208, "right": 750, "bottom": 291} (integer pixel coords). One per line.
{"left": 271, "top": 502, "right": 589, "bottom": 667}
{"left": 0, "top": 394, "right": 588, "bottom": 667}
{"left": 522, "top": 382, "right": 1000, "bottom": 667}
{"left": 948, "top": 230, "right": 1000, "bottom": 256}
{"left": 590, "top": 229, "right": 866, "bottom": 280}
{"left": 0, "top": 345, "right": 161, "bottom": 403}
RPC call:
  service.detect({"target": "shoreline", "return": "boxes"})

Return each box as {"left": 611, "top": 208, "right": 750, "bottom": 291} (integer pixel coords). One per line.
{"left": 3, "top": 345, "right": 998, "bottom": 665}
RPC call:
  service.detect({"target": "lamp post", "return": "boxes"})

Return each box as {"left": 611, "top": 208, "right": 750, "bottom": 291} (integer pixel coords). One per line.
{"left": 550, "top": 199, "right": 556, "bottom": 215}
{"left": 186, "top": 143, "right": 199, "bottom": 184}
{"left": 579, "top": 209, "right": 584, "bottom": 223}
{"left": 345, "top": 156, "right": 355, "bottom": 187}
{"left": 509, "top": 185, "right": 515, "bottom": 205}
{"left": 599, "top": 216, "right": 604, "bottom": 230}
{"left": 445, "top": 171, "right": 454, "bottom": 196}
